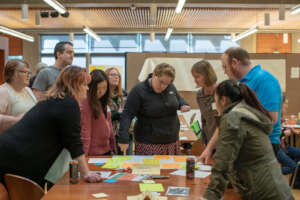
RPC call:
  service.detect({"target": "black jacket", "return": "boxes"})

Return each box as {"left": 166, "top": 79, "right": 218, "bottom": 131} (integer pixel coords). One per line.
{"left": 118, "top": 75, "right": 189, "bottom": 144}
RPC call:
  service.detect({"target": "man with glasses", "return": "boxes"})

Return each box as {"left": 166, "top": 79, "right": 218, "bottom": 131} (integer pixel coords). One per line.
{"left": 32, "top": 41, "right": 74, "bottom": 101}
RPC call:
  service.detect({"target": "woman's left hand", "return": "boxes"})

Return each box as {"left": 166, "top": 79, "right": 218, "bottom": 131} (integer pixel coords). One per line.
{"left": 84, "top": 173, "right": 102, "bottom": 183}
{"left": 180, "top": 105, "right": 191, "bottom": 112}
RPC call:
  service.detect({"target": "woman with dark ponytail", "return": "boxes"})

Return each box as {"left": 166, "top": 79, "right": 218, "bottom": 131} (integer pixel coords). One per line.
{"left": 200, "top": 80, "right": 292, "bottom": 200}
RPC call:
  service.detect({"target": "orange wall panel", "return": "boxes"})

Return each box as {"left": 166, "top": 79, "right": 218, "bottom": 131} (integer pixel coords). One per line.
{"left": 257, "top": 33, "right": 291, "bottom": 53}
{"left": 0, "top": 34, "right": 23, "bottom": 56}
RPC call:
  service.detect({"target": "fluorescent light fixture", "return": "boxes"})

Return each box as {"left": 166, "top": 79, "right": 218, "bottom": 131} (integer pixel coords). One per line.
{"left": 43, "top": 0, "right": 66, "bottom": 14}
{"left": 175, "top": 0, "right": 186, "bottom": 14}
{"left": 279, "top": 4, "right": 285, "bottom": 20}
{"left": 290, "top": 4, "right": 300, "bottom": 15}
{"left": 231, "top": 27, "right": 258, "bottom": 42}
{"left": 0, "top": 26, "right": 34, "bottom": 42}
{"left": 35, "top": 11, "right": 40, "bottom": 26}
{"left": 164, "top": 28, "right": 173, "bottom": 41}
{"left": 264, "top": 13, "right": 270, "bottom": 26}
{"left": 150, "top": 32, "right": 155, "bottom": 42}
{"left": 21, "top": 4, "right": 28, "bottom": 20}
{"left": 283, "top": 33, "right": 288, "bottom": 44}
{"left": 83, "top": 26, "right": 100, "bottom": 41}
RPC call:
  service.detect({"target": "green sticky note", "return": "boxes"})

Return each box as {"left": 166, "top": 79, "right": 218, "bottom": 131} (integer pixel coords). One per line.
{"left": 102, "top": 159, "right": 122, "bottom": 169}
{"left": 114, "top": 156, "right": 132, "bottom": 161}
{"left": 143, "top": 159, "right": 160, "bottom": 165}
{"left": 139, "top": 183, "right": 164, "bottom": 192}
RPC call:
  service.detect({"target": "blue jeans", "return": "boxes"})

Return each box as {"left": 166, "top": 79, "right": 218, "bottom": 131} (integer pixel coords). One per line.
{"left": 277, "top": 146, "right": 300, "bottom": 185}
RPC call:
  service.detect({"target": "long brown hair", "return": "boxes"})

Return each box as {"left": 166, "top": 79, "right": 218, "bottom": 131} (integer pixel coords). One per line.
{"left": 216, "top": 80, "right": 271, "bottom": 119}
{"left": 88, "top": 70, "right": 110, "bottom": 119}
{"left": 105, "top": 67, "right": 123, "bottom": 99}
{"left": 47, "top": 66, "right": 89, "bottom": 102}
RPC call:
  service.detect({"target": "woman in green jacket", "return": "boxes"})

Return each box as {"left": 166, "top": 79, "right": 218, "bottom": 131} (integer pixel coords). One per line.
{"left": 201, "top": 80, "right": 293, "bottom": 200}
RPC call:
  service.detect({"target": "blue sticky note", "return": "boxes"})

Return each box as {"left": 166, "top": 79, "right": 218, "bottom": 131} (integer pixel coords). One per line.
{"left": 94, "top": 162, "right": 105, "bottom": 165}
{"left": 104, "top": 179, "right": 117, "bottom": 183}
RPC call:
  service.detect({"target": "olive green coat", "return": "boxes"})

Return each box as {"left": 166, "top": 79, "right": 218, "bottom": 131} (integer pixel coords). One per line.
{"left": 204, "top": 101, "right": 293, "bottom": 200}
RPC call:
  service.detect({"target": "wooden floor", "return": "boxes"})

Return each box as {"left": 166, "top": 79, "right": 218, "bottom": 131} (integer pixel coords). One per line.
{"left": 293, "top": 190, "right": 300, "bottom": 200}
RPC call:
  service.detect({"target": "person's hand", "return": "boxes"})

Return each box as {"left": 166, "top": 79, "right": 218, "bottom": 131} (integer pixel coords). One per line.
{"left": 118, "top": 143, "right": 129, "bottom": 154}
{"left": 284, "top": 129, "right": 292, "bottom": 136}
{"left": 198, "top": 147, "right": 213, "bottom": 164}
{"left": 180, "top": 105, "right": 191, "bottom": 112}
{"left": 16, "top": 113, "right": 25, "bottom": 120}
{"left": 118, "top": 107, "right": 123, "bottom": 113}
{"left": 83, "top": 172, "right": 102, "bottom": 183}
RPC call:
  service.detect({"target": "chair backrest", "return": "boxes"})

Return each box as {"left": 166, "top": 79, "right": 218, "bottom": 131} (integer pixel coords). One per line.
{"left": 4, "top": 174, "right": 44, "bottom": 200}
{"left": 0, "top": 182, "right": 9, "bottom": 200}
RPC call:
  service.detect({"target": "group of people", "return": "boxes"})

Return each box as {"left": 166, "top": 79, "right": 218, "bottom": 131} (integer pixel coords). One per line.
{"left": 0, "top": 41, "right": 296, "bottom": 199}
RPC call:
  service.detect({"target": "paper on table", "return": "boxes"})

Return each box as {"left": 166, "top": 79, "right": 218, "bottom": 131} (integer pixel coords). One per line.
{"left": 143, "top": 180, "right": 155, "bottom": 184}
{"left": 132, "top": 175, "right": 150, "bottom": 182}
{"left": 143, "top": 159, "right": 160, "bottom": 165}
{"left": 107, "top": 172, "right": 126, "bottom": 180}
{"left": 88, "top": 158, "right": 109, "bottom": 164}
{"left": 102, "top": 158, "right": 123, "bottom": 169}
{"left": 92, "top": 193, "right": 108, "bottom": 198}
{"left": 95, "top": 171, "right": 112, "bottom": 178}
{"left": 113, "top": 156, "right": 132, "bottom": 161}
{"left": 132, "top": 164, "right": 160, "bottom": 175}
{"left": 117, "top": 173, "right": 138, "bottom": 181}
{"left": 173, "top": 156, "right": 187, "bottom": 163}
{"left": 198, "top": 165, "right": 212, "bottom": 171}
{"left": 179, "top": 136, "right": 188, "bottom": 140}
{"left": 154, "top": 155, "right": 171, "bottom": 160}
{"left": 122, "top": 162, "right": 139, "bottom": 168}
{"left": 170, "top": 170, "right": 211, "bottom": 178}
{"left": 139, "top": 183, "right": 164, "bottom": 192}
{"left": 161, "top": 163, "right": 181, "bottom": 169}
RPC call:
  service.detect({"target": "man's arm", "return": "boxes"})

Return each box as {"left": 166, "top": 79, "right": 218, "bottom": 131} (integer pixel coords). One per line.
{"left": 269, "top": 111, "right": 278, "bottom": 125}
{"left": 33, "top": 89, "right": 46, "bottom": 101}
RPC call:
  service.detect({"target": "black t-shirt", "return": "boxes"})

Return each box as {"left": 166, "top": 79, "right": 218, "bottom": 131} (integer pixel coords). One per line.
{"left": 0, "top": 96, "right": 84, "bottom": 186}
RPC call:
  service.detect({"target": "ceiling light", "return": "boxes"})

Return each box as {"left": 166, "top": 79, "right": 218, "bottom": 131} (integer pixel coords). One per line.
{"left": 164, "top": 28, "right": 173, "bottom": 41}
{"left": 290, "top": 4, "right": 300, "bottom": 15}
{"left": 279, "top": 4, "right": 285, "bottom": 20}
{"left": 297, "top": 39, "right": 300, "bottom": 43}
{"left": 150, "top": 32, "right": 155, "bottom": 42}
{"left": 283, "top": 33, "right": 288, "bottom": 44}
{"left": 83, "top": 26, "right": 100, "bottom": 41}
{"left": 35, "top": 11, "right": 40, "bottom": 26}
{"left": 21, "top": 4, "right": 28, "bottom": 20}
{"left": 0, "top": 26, "right": 34, "bottom": 42}
{"left": 264, "top": 13, "right": 270, "bottom": 26}
{"left": 175, "top": 0, "right": 186, "bottom": 14}
{"left": 231, "top": 27, "right": 258, "bottom": 42}
{"left": 43, "top": 0, "right": 66, "bottom": 14}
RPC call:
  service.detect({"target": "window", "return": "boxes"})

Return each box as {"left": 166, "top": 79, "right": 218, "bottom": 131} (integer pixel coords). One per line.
{"left": 40, "top": 56, "right": 86, "bottom": 68}
{"left": 90, "top": 35, "right": 138, "bottom": 53}
{"left": 142, "top": 34, "right": 188, "bottom": 52}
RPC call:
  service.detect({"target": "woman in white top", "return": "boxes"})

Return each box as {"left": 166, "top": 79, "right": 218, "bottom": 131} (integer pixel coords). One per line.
{"left": 0, "top": 59, "right": 36, "bottom": 133}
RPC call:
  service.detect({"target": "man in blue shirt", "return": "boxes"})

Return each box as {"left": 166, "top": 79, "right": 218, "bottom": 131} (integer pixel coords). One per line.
{"left": 199, "top": 47, "right": 282, "bottom": 163}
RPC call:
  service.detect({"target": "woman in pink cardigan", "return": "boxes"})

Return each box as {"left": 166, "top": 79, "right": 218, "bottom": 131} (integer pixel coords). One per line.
{"left": 80, "top": 69, "right": 116, "bottom": 156}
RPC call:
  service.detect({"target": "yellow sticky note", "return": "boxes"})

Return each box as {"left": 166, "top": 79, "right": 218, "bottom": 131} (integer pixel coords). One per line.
{"left": 92, "top": 193, "right": 108, "bottom": 198}
{"left": 173, "top": 156, "right": 187, "bottom": 163}
{"left": 139, "top": 183, "right": 164, "bottom": 192}
{"left": 143, "top": 159, "right": 160, "bottom": 165}
{"left": 154, "top": 155, "right": 171, "bottom": 160}
{"left": 122, "top": 162, "right": 139, "bottom": 168}
{"left": 161, "top": 163, "right": 181, "bottom": 169}
{"left": 143, "top": 180, "right": 155, "bottom": 184}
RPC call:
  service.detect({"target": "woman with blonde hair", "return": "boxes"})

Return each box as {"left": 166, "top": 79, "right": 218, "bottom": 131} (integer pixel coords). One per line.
{"left": 105, "top": 67, "right": 133, "bottom": 155}
{"left": 0, "top": 59, "right": 36, "bottom": 134}
{"left": 0, "top": 66, "right": 102, "bottom": 187}
{"left": 118, "top": 63, "right": 191, "bottom": 155}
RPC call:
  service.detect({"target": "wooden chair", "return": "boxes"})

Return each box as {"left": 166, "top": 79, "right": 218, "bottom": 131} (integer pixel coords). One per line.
{"left": 290, "top": 161, "right": 300, "bottom": 188}
{"left": 4, "top": 174, "right": 44, "bottom": 200}
{"left": 191, "top": 139, "right": 205, "bottom": 156}
{"left": 0, "top": 182, "right": 9, "bottom": 200}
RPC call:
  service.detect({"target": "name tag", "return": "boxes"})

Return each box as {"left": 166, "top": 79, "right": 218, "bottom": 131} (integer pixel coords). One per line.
{"left": 211, "top": 102, "right": 216, "bottom": 110}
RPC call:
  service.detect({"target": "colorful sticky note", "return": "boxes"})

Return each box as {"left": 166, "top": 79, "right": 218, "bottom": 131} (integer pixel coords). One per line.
{"left": 143, "top": 159, "right": 160, "bottom": 165}
{"left": 104, "top": 179, "right": 117, "bottom": 183}
{"left": 113, "top": 156, "right": 132, "bottom": 161}
{"left": 173, "top": 156, "right": 187, "bottom": 163}
{"left": 122, "top": 162, "right": 139, "bottom": 168}
{"left": 92, "top": 193, "right": 108, "bottom": 198}
{"left": 142, "top": 180, "right": 155, "bottom": 184}
{"left": 93, "top": 163, "right": 105, "bottom": 165}
{"left": 154, "top": 155, "right": 171, "bottom": 160}
{"left": 161, "top": 163, "right": 181, "bottom": 169}
{"left": 139, "top": 183, "right": 164, "bottom": 192}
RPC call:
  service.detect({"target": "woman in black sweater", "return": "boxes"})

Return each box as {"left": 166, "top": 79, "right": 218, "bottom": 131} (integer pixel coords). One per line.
{"left": 118, "top": 63, "right": 191, "bottom": 155}
{"left": 0, "top": 66, "right": 102, "bottom": 187}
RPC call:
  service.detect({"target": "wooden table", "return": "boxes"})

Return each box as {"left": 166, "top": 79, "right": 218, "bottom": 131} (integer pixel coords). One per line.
{"left": 178, "top": 115, "right": 198, "bottom": 144}
{"left": 42, "top": 157, "right": 241, "bottom": 200}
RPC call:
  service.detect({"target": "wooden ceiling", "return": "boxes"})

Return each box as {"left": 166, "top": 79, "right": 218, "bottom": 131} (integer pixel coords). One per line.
{"left": 1, "top": 2, "right": 300, "bottom": 33}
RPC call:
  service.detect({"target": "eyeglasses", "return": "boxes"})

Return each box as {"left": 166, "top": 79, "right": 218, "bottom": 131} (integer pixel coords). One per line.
{"left": 109, "top": 73, "right": 120, "bottom": 78}
{"left": 17, "top": 70, "right": 32, "bottom": 76}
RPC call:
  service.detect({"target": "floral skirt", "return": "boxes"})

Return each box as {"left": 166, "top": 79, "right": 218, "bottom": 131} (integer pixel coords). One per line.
{"left": 135, "top": 140, "right": 180, "bottom": 155}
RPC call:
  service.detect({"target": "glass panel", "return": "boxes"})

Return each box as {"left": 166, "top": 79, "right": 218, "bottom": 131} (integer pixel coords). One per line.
{"left": 40, "top": 56, "right": 55, "bottom": 66}
{"left": 192, "top": 35, "right": 239, "bottom": 53}
{"left": 40, "top": 56, "right": 86, "bottom": 68}
{"left": 90, "top": 35, "right": 138, "bottom": 53}
{"left": 73, "top": 34, "right": 88, "bottom": 53}
{"left": 40, "top": 35, "right": 69, "bottom": 54}
{"left": 142, "top": 34, "right": 188, "bottom": 52}
{"left": 90, "top": 56, "right": 126, "bottom": 88}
